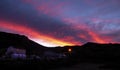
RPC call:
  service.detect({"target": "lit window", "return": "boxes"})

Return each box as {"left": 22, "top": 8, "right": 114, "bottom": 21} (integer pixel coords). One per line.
{"left": 68, "top": 48, "right": 72, "bottom": 52}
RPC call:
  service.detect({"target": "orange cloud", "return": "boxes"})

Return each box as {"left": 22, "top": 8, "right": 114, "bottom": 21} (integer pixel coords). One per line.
{"left": 0, "top": 20, "right": 74, "bottom": 47}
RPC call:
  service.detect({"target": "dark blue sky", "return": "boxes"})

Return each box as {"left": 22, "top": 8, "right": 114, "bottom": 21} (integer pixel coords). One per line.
{"left": 0, "top": 0, "right": 120, "bottom": 47}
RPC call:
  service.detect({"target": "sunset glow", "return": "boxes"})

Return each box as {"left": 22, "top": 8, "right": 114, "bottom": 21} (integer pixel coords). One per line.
{"left": 0, "top": 21, "right": 74, "bottom": 47}
{"left": 0, "top": 0, "right": 120, "bottom": 47}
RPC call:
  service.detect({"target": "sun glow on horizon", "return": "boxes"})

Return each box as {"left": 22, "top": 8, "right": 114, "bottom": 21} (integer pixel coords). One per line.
{"left": 0, "top": 20, "right": 74, "bottom": 47}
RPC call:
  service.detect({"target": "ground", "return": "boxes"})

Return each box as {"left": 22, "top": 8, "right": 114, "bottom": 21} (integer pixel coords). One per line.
{"left": 53, "top": 63, "right": 113, "bottom": 70}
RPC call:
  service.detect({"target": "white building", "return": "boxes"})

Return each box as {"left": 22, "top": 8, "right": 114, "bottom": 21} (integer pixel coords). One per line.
{"left": 44, "top": 51, "right": 66, "bottom": 60}
{"left": 5, "top": 46, "right": 26, "bottom": 59}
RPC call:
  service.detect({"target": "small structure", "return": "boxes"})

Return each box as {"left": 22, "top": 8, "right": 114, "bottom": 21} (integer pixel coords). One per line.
{"left": 5, "top": 46, "right": 26, "bottom": 59}
{"left": 30, "top": 55, "right": 41, "bottom": 60}
{"left": 44, "top": 51, "right": 66, "bottom": 60}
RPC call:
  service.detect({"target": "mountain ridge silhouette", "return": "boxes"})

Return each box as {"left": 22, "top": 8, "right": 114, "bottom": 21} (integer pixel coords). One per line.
{"left": 0, "top": 31, "right": 47, "bottom": 56}
{"left": 1, "top": 31, "right": 120, "bottom": 60}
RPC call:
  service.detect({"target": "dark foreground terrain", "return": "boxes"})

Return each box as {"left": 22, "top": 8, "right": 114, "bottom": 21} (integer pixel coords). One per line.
{"left": 1, "top": 32, "right": 120, "bottom": 70}
{"left": 0, "top": 59, "right": 120, "bottom": 70}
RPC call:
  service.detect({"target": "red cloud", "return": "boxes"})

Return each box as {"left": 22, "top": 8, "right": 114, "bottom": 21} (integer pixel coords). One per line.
{"left": 0, "top": 20, "right": 75, "bottom": 47}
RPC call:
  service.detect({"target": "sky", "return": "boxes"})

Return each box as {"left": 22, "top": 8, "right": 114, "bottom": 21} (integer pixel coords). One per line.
{"left": 0, "top": 0, "right": 120, "bottom": 47}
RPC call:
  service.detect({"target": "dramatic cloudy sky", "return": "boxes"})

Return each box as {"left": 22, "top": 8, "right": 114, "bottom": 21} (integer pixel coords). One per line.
{"left": 0, "top": 0, "right": 120, "bottom": 47}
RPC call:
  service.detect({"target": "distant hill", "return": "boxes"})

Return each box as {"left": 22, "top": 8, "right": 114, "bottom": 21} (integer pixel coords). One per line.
{"left": 0, "top": 31, "right": 46, "bottom": 56}
{"left": 64, "top": 42, "right": 120, "bottom": 62}
{"left": 49, "top": 42, "right": 120, "bottom": 62}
